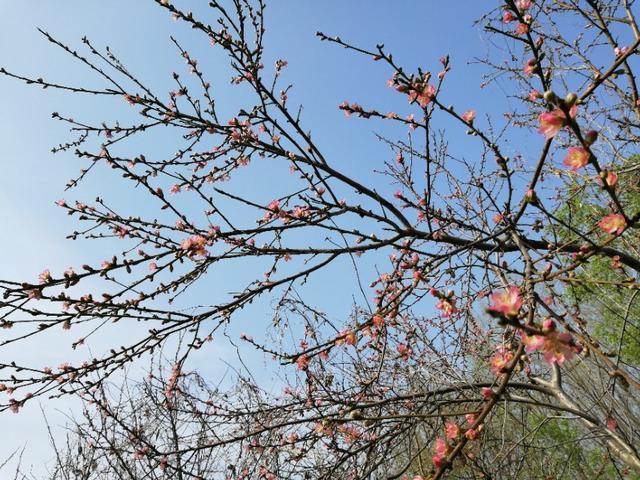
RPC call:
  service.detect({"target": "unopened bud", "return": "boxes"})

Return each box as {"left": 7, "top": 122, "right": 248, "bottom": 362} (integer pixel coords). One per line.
{"left": 565, "top": 92, "right": 577, "bottom": 107}
{"left": 349, "top": 409, "right": 363, "bottom": 420}
{"left": 543, "top": 90, "right": 557, "bottom": 104}
{"left": 585, "top": 130, "right": 598, "bottom": 145}
{"left": 524, "top": 189, "right": 538, "bottom": 204}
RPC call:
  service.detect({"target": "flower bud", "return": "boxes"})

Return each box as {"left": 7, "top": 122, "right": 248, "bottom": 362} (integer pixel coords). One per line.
{"left": 542, "top": 318, "right": 556, "bottom": 331}
{"left": 565, "top": 92, "right": 577, "bottom": 107}
{"left": 524, "top": 189, "right": 538, "bottom": 204}
{"left": 543, "top": 90, "right": 557, "bottom": 104}
{"left": 585, "top": 130, "right": 598, "bottom": 145}
{"left": 481, "top": 387, "right": 494, "bottom": 398}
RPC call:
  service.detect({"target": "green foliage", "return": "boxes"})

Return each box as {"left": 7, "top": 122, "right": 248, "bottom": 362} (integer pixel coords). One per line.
{"left": 398, "top": 403, "right": 637, "bottom": 479}
{"left": 554, "top": 155, "right": 640, "bottom": 365}
{"left": 479, "top": 406, "right": 639, "bottom": 479}
{"left": 521, "top": 412, "right": 626, "bottom": 479}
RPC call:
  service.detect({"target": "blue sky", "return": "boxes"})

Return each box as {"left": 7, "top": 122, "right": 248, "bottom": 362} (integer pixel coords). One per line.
{"left": 0, "top": 0, "right": 520, "bottom": 474}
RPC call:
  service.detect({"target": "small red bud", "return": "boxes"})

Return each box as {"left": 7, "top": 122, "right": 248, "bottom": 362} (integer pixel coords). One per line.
{"left": 585, "top": 130, "right": 598, "bottom": 145}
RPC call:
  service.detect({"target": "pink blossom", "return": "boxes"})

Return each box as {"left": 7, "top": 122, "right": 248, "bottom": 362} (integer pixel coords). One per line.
{"left": 604, "top": 171, "right": 618, "bottom": 187}
{"left": 179, "top": 235, "right": 208, "bottom": 257}
{"left": 38, "top": 269, "right": 52, "bottom": 284}
{"left": 8, "top": 399, "right": 21, "bottom": 414}
{"left": 431, "top": 437, "right": 449, "bottom": 468}
{"left": 339, "top": 101, "right": 353, "bottom": 117}
{"left": 481, "top": 387, "right": 494, "bottom": 398}
{"left": 239, "top": 332, "right": 253, "bottom": 342}
{"left": 611, "top": 255, "right": 623, "bottom": 269}
{"left": 397, "top": 343, "right": 413, "bottom": 360}
{"left": 445, "top": 421, "right": 460, "bottom": 439}
{"left": 521, "top": 330, "right": 579, "bottom": 364}
{"left": 516, "top": 0, "right": 532, "bottom": 11}
{"left": 335, "top": 330, "right": 357, "bottom": 346}
{"left": 436, "top": 297, "right": 457, "bottom": 318}
{"left": 291, "top": 206, "right": 310, "bottom": 219}
{"left": 542, "top": 318, "right": 555, "bottom": 331}
{"left": 58, "top": 362, "right": 72, "bottom": 372}
{"left": 461, "top": 110, "right": 476, "bottom": 123}
{"left": 538, "top": 105, "right": 577, "bottom": 138}
{"left": 259, "top": 199, "right": 281, "bottom": 222}
{"left": 563, "top": 147, "right": 590, "bottom": 171}
{"left": 434, "top": 437, "right": 448, "bottom": 456}
{"left": 124, "top": 94, "right": 141, "bottom": 105}
{"left": 27, "top": 289, "right": 42, "bottom": 299}
{"left": 502, "top": 11, "right": 515, "bottom": 23}
{"left": 134, "top": 446, "right": 151, "bottom": 459}
{"left": 523, "top": 58, "right": 536, "bottom": 76}
{"left": 372, "top": 315, "right": 385, "bottom": 328}
{"left": 614, "top": 46, "right": 630, "bottom": 58}
{"left": 490, "top": 346, "right": 514, "bottom": 374}
{"left": 488, "top": 286, "right": 523, "bottom": 317}
{"left": 408, "top": 84, "right": 436, "bottom": 108}
{"left": 516, "top": 23, "right": 530, "bottom": 35}
{"left": 528, "top": 89, "right": 542, "bottom": 101}
{"left": 432, "top": 454, "right": 446, "bottom": 469}
{"left": 296, "top": 354, "right": 310, "bottom": 371}
{"left": 465, "top": 428, "right": 479, "bottom": 440}
{"left": 598, "top": 213, "right": 626, "bottom": 235}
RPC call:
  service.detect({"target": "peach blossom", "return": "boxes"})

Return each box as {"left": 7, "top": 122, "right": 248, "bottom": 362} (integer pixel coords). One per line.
{"left": 563, "top": 147, "right": 589, "bottom": 171}
{"left": 598, "top": 213, "right": 626, "bottom": 235}
{"left": 521, "top": 330, "right": 578, "bottom": 364}
{"left": 538, "top": 105, "right": 577, "bottom": 138}
{"left": 445, "top": 421, "right": 460, "bottom": 439}
{"left": 488, "top": 286, "right": 523, "bottom": 316}
{"left": 461, "top": 110, "right": 476, "bottom": 123}
{"left": 490, "top": 346, "right": 514, "bottom": 374}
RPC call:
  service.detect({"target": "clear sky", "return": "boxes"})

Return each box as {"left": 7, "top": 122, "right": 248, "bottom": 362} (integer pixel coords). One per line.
{"left": 0, "top": 1, "right": 514, "bottom": 474}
